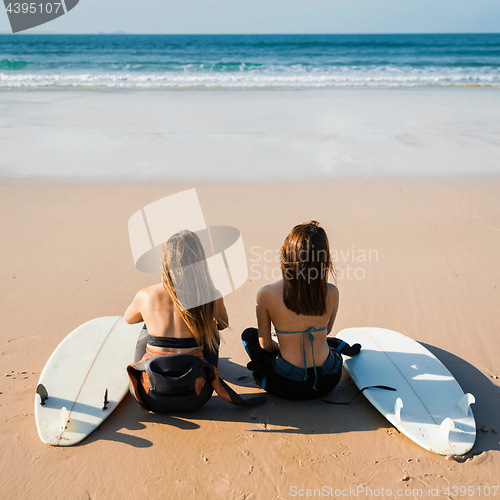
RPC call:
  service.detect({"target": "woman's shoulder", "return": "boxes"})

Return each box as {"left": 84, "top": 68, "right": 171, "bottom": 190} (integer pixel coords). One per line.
{"left": 137, "top": 283, "right": 171, "bottom": 305}
{"left": 326, "top": 283, "right": 339, "bottom": 309}
{"left": 257, "top": 280, "right": 283, "bottom": 303}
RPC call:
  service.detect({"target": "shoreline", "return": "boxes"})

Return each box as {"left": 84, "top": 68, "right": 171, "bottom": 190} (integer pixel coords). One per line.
{"left": 2, "top": 88, "right": 500, "bottom": 182}
{"left": 2, "top": 173, "right": 500, "bottom": 187}
{"left": 2, "top": 85, "right": 500, "bottom": 91}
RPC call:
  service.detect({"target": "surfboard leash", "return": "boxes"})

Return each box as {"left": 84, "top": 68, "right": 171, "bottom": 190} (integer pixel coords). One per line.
{"left": 321, "top": 385, "right": 396, "bottom": 405}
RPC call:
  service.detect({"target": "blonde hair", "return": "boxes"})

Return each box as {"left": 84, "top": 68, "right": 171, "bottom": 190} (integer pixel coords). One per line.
{"left": 162, "top": 230, "right": 220, "bottom": 350}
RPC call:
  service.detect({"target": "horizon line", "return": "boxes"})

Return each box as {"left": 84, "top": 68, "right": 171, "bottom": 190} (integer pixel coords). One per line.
{"left": 1, "top": 31, "right": 500, "bottom": 36}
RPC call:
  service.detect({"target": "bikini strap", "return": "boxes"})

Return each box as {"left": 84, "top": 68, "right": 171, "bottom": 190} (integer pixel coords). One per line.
{"left": 275, "top": 326, "right": 326, "bottom": 390}
{"left": 306, "top": 327, "right": 318, "bottom": 390}
{"left": 275, "top": 326, "right": 327, "bottom": 335}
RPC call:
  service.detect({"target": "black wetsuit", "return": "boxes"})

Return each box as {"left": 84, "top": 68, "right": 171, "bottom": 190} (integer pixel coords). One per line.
{"left": 241, "top": 327, "right": 344, "bottom": 401}
{"left": 134, "top": 324, "right": 219, "bottom": 367}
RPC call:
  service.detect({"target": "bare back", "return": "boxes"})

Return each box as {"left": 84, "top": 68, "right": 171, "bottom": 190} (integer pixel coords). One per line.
{"left": 124, "top": 283, "right": 228, "bottom": 339}
{"left": 136, "top": 284, "right": 193, "bottom": 338}
{"left": 256, "top": 280, "right": 339, "bottom": 368}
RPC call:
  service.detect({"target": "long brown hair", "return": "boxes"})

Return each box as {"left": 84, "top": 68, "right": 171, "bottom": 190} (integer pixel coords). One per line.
{"left": 161, "top": 230, "right": 220, "bottom": 350}
{"left": 281, "top": 220, "right": 334, "bottom": 316}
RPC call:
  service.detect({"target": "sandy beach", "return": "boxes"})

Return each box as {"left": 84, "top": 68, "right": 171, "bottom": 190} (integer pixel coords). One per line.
{"left": 1, "top": 89, "right": 500, "bottom": 499}
{"left": 1, "top": 88, "right": 500, "bottom": 181}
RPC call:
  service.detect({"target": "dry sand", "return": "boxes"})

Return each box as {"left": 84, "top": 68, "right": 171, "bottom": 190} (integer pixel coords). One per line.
{"left": 1, "top": 178, "right": 499, "bottom": 499}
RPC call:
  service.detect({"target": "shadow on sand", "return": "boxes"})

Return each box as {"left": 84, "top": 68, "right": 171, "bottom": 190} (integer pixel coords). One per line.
{"left": 82, "top": 347, "right": 500, "bottom": 456}
{"left": 420, "top": 343, "right": 500, "bottom": 456}
{"left": 82, "top": 355, "right": 388, "bottom": 448}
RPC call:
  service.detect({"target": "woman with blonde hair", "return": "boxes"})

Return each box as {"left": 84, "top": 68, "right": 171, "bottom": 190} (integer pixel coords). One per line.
{"left": 242, "top": 221, "right": 360, "bottom": 400}
{"left": 125, "top": 229, "right": 228, "bottom": 368}
{"left": 125, "top": 230, "right": 265, "bottom": 412}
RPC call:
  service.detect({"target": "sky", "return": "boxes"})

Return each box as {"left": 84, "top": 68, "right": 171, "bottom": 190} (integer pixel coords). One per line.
{"left": 1, "top": 0, "right": 500, "bottom": 34}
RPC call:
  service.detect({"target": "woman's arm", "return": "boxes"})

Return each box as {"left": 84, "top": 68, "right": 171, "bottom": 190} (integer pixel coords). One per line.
{"left": 326, "top": 284, "right": 339, "bottom": 334}
{"left": 214, "top": 297, "right": 229, "bottom": 330}
{"left": 256, "top": 287, "right": 280, "bottom": 352}
{"left": 124, "top": 290, "right": 145, "bottom": 324}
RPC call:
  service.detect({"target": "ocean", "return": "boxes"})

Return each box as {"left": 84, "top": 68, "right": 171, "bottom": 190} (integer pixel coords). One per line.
{"left": 0, "top": 33, "right": 499, "bottom": 90}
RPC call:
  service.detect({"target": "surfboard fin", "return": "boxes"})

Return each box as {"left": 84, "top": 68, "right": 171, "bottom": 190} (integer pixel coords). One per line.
{"left": 102, "top": 389, "right": 109, "bottom": 411}
{"left": 36, "top": 384, "right": 49, "bottom": 406}
{"left": 440, "top": 417, "right": 455, "bottom": 441}
{"left": 457, "top": 393, "right": 475, "bottom": 416}
{"left": 60, "top": 407, "right": 70, "bottom": 430}
{"left": 394, "top": 397, "right": 403, "bottom": 421}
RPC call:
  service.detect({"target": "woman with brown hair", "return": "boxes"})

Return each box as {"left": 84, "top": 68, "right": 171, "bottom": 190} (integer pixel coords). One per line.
{"left": 242, "top": 221, "right": 360, "bottom": 400}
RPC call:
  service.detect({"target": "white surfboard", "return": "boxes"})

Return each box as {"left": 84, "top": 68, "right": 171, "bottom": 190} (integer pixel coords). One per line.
{"left": 35, "top": 316, "right": 143, "bottom": 446}
{"left": 336, "top": 327, "right": 476, "bottom": 456}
